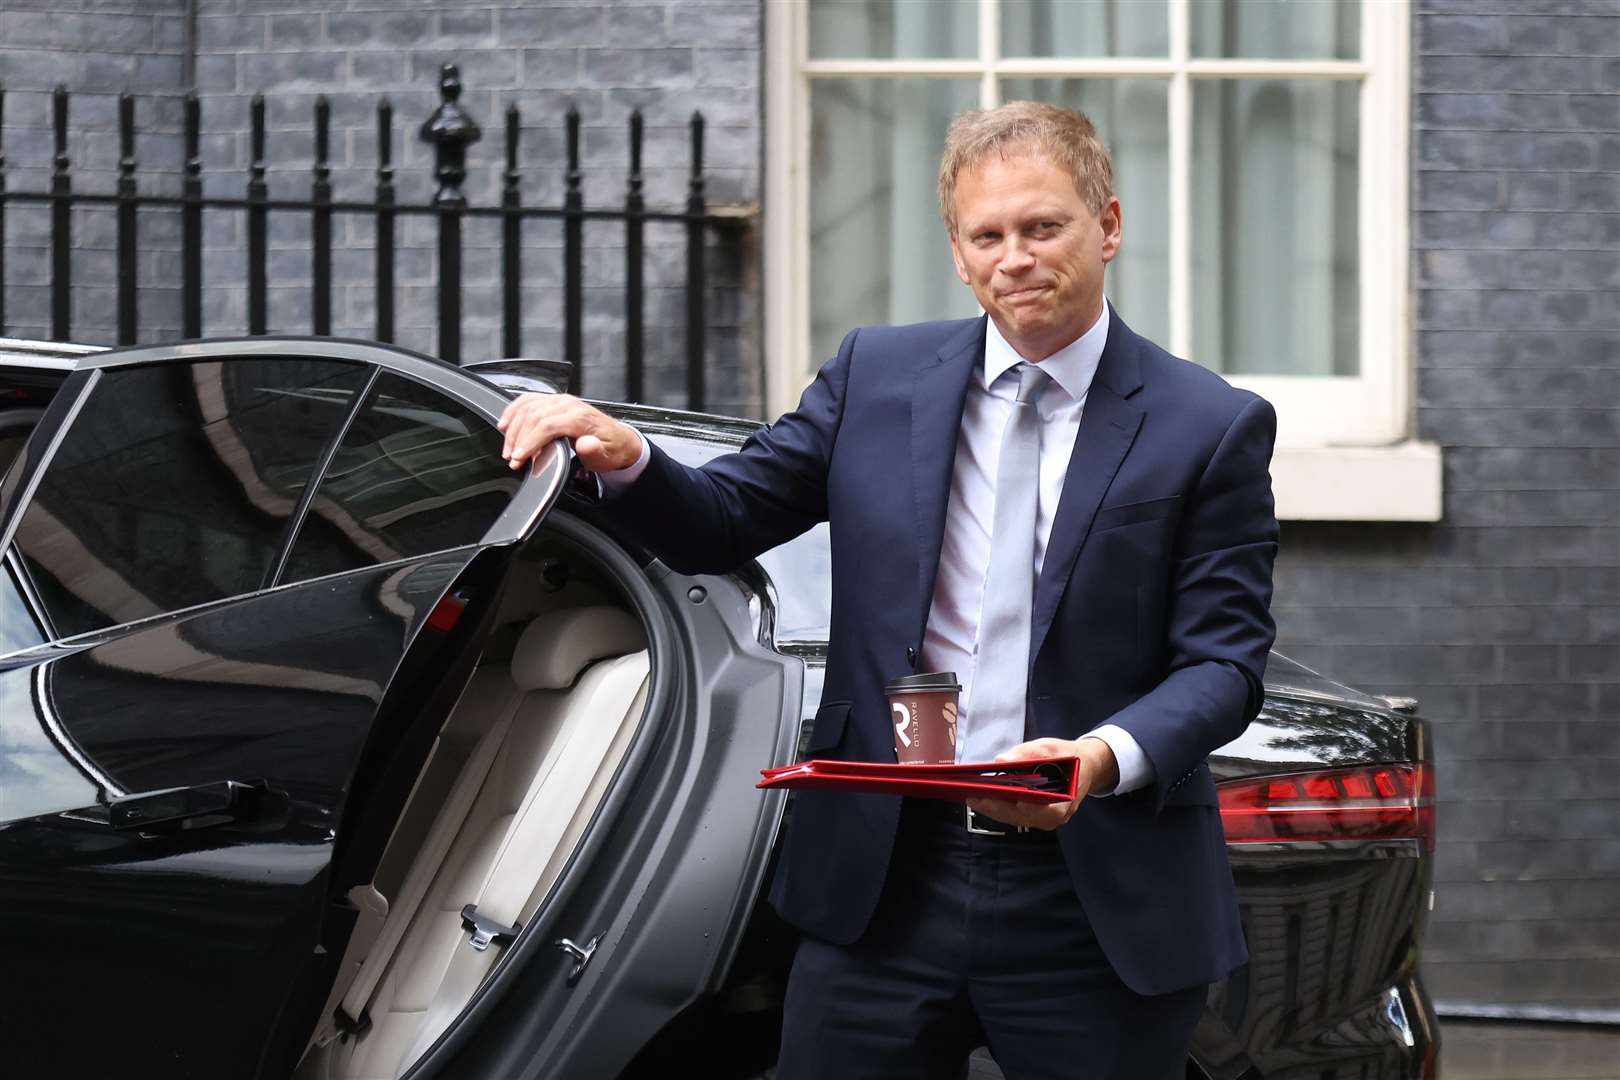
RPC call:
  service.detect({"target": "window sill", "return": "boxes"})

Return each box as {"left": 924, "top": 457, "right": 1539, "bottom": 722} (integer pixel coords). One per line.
{"left": 1273, "top": 441, "right": 1442, "bottom": 522}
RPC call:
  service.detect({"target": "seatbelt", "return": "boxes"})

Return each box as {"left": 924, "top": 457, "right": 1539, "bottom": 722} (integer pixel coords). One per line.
{"left": 304, "top": 682, "right": 528, "bottom": 1054}
{"left": 399, "top": 653, "right": 650, "bottom": 1072}
{"left": 300, "top": 721, "right": 450, "bottom": 1063}
{"left": 300, "top": 882, "right": 389, "bottom": 1059}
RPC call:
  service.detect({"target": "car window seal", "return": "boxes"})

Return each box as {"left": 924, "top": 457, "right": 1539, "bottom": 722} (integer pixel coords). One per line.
{"left": 4, "top": 547, "right": 58, "bottom": 647}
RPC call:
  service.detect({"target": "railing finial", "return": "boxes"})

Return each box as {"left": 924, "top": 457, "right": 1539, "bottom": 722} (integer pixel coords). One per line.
{"left": 420, "top": 62, "right": 482, "bottom": 207}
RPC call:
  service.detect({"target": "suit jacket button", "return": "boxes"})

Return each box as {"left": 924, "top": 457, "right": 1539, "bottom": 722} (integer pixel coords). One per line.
{"left": 906, "top": 646, "right": 917, "bottom": 667}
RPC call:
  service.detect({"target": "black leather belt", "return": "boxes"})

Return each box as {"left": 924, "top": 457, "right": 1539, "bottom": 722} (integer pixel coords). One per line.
{"left": 909, "top": 798, "right": 1056, "bottom": 841}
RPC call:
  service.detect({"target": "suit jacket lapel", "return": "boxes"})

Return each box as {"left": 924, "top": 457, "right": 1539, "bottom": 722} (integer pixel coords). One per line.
{"left": 1028, "top": 310, "right": 1146, "bottom": 671}
{"left": 911, "top": 317, "right": 985, "bottom": 643}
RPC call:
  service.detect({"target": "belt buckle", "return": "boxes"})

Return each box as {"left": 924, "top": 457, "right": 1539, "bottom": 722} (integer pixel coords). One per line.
{"left": 965, "top": 805, "right": 1025, "bottom": 836}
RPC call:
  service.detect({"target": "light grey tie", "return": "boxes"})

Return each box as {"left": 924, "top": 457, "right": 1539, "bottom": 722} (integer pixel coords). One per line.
{"left": 961, "top": 362, "right": 1048, "bottom": 763}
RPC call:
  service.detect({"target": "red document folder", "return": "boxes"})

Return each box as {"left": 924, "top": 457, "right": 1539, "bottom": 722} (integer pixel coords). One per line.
{"left": 756, "top": 755, "right": 1080, "bottom": 804}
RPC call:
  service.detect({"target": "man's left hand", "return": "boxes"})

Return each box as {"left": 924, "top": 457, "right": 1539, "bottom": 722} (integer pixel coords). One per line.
{"left": 964, "top": 736, "right": 1120, "bottom": 831}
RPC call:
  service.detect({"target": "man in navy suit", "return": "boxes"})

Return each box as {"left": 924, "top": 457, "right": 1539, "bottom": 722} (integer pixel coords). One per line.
{"left": 499, "top": 102, "right": 1278, "bottom": 1079}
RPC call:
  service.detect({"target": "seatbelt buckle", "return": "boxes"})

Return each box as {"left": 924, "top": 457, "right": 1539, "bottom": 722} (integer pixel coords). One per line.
{"left": 461, "top": 903, "right": 522, "bottom": 952}
{"left": 333, "top": 1005, "right": 371, "bottom": 1042}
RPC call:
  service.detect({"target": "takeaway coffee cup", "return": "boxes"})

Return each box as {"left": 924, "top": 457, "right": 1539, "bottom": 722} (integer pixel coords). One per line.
{"left": 884, "top": 672, "right": 961, "bottom": 765}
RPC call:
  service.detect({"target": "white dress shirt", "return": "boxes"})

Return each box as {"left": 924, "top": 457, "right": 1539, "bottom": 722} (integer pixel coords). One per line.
{"left": 919, "top": 306, "right": 1149, "bottom": 794}
{"left": 602, "top": 307, "right": 1151, "bottom": 796}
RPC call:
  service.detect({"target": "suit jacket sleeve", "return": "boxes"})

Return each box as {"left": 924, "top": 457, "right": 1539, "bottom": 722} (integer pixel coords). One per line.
{"left": 602, "top": 329, "right": 857, "bottom": 575}
{"left": 1104, "top": 393, "right": 1280, "bottom": 812}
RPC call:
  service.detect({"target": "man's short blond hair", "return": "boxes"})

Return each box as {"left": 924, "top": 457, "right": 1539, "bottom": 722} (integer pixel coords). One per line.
{"left": 937, "top": 101, "right": 1115, "bottom": 233}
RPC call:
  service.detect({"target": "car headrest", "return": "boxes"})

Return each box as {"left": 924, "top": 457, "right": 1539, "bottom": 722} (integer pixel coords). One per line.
{"left": 510, "top": 606, "right": 645, "bottom": 691}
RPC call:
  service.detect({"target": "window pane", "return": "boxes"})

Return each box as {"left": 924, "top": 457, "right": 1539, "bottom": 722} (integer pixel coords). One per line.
{"left": 809, "top": 0, "right": 976, "bottom": 60}
{"left": 1000, "top": 78, "right": 1170, "bottom": 349}
{"left": 282, "top": 374, "right": 518, "bottom": 582}
{"left": 11, "top": 359, "right": 367, "bottom": 639}
{"left": 809, "top": 78, "right": 981, "bottom": 374}
{"left": 1002, "top": 0, "right": 1169, "bottom": 57}
{"left": 1191, "top": 80, "right": 1359, "bottom": 376}
{"left": 1192, "top": 0, "right": 1359, "bottom": 60}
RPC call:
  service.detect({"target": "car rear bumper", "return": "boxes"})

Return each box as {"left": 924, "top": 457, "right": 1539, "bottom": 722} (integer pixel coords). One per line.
{"left": 1192, "top": 970, "right": 1438, "bottom": 1080}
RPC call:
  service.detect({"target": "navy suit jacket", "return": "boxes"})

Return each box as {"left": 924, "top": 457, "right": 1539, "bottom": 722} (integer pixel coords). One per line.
{"left": 607, "top": 307, "right": 1279, "bottom": 995}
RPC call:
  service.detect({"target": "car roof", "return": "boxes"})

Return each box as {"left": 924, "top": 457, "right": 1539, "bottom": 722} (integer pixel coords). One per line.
{"left": 0, "top": 337, "right": 104, "bottom": 372}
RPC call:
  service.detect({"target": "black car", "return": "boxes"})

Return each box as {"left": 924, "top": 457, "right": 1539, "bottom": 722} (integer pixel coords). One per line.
{"left": 0, "top": 337, "right": 1438, "bottom": 1080}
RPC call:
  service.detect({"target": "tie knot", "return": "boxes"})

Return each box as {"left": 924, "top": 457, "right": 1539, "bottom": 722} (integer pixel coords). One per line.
{"left": 1014, "top": 363, "right": 1049, "bottom": 406}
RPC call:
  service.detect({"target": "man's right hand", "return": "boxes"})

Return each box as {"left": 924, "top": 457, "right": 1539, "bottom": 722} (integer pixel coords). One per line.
{"left": 497, "top": 393, "right": 644, "bottom": 474}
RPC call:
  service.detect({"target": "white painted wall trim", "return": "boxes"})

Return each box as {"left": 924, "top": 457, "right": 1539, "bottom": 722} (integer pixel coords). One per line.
{"left": 762, "top": 0, "right": 803, "bottom": 420}
{"left": 763, "top": 1, "right": 1434, "bottom": 523}
{"left": 800, "top": 58, "right": 1372, "bottom": 79}
{"left": 1273, "top": 442, "right": 1442, "bottom": 522}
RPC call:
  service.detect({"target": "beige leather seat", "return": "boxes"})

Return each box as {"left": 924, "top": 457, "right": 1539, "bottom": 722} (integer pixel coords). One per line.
{"left": 299, "top": 606, "right": 650, "bottom": 1080}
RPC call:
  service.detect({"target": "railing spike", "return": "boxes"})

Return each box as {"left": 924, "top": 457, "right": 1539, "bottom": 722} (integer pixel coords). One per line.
{"left": 116, "top": 91, "right": 138, "bottom": 344}
{"left": 182, "top": 91, "right": 202, "bottom": 338}
{"left": 49, "top": 85, "right": 71, "bottom": 341}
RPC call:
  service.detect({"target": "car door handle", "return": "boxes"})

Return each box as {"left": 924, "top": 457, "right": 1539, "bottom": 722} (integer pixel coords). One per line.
{"left": 106, "top": 780, "right": 269, "bottom": 832}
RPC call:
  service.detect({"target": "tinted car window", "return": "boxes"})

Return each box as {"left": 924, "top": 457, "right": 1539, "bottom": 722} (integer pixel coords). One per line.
{"left": 8, "top": 359, "right": 368, "bottom": 639}
{"left": 280, "top": 373, "right": 519, "bottom": 581}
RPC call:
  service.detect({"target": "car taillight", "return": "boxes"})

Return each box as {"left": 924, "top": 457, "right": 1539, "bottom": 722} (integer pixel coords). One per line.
{"left": 1218, "top": 764, "right": 1434, "bottom": 850}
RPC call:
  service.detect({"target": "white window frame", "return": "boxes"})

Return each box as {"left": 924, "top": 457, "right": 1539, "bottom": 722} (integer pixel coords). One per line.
{"left": 764, "top": 0, "right": 1440, "bottom": 521}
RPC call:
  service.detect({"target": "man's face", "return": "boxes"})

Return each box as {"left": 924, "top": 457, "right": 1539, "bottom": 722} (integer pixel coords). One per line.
{"left": 948, "top": 151, "right": 1121, "bottom": 362}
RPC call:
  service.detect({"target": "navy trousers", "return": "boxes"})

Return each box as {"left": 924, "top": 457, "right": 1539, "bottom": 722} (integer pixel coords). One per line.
{"left": 777, "top": 801, "right": 1206, "bottom": 1080}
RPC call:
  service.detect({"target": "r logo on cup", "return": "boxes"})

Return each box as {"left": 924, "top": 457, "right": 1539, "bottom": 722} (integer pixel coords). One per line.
{"left": 893, "top": 703, "right": 913, "bottom": 749}
{"left": 883, "top": 672, "right": 961, "bottom": 765}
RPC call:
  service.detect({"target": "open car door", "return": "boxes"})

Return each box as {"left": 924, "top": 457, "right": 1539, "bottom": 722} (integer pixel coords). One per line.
{"left": 0, "top": 339, "right": 568, "bottom": 1079}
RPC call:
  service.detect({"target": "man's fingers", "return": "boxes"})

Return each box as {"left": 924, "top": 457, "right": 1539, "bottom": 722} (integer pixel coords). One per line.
{"left": 500, "top": 394, "right": 571, "bottom": 464}
{"left": 498, "top": 395, "right": 635, "bottom": 473}
{"left": 511, "top": 416, "right": 566, "bottom": 468}
{"left": 502, "top": 398, "right": 544, "bottom": 460}
{"left": 506, "top": 404, "right": 583, "bottom": 468}
{"left": 993, "top": 737, "right": 1070, "bottom": 763}
{"left": 496, "top": 398, "right": 520, "bottom": 432}
{"left": 503, "top": 408, "right": 543, "bottom": 466}
{"left": 500, "top": 393, "right": 552, "bottom": 454}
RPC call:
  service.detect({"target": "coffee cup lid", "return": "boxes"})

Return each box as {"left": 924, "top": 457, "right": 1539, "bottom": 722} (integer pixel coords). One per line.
{"left": 884, "top": 671, "right": 961, "bottom": 694}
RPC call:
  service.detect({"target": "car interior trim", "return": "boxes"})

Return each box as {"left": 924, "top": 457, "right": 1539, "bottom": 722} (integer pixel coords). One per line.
{"left": 399, "top": 511, "right": 681, "bottom": 1080}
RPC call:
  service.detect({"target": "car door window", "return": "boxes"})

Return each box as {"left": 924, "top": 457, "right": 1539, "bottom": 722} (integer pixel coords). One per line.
{"left": 280, "top": 372, "right": 519, "bottom": 582}
{"left": 6, "top": 358, "right": 368, "bottom": 640}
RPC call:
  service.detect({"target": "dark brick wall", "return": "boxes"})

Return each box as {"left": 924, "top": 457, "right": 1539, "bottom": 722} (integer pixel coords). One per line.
{"left": 0, "top": 0, "right": 192, "bottom": 342}
{"left": 0, "top": 0, "right": 763, "bottom": 416}
{"left": 1273, "top": 3, "right": 1619, "bottom": 1009}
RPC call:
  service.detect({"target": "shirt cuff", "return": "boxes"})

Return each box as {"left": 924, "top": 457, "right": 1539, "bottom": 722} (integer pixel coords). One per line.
{"left": 1081, "top": 725, "right": 1153, "bottom": 798}
{"left": 595, "top": 429, "right": 651, "bottom": 493}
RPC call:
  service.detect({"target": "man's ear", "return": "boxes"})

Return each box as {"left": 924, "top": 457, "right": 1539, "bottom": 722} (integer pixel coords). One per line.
{"left": 1099, "top": 196, "right": 1122, "bottom": 264}
{"left": 948, "top": 230, "right": 971, "bottom": 285}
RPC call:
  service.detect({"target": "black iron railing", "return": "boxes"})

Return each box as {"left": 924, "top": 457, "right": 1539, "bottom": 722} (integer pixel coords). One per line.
{"left": 0, "top": 64, "right": 744, "bottom": 410}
